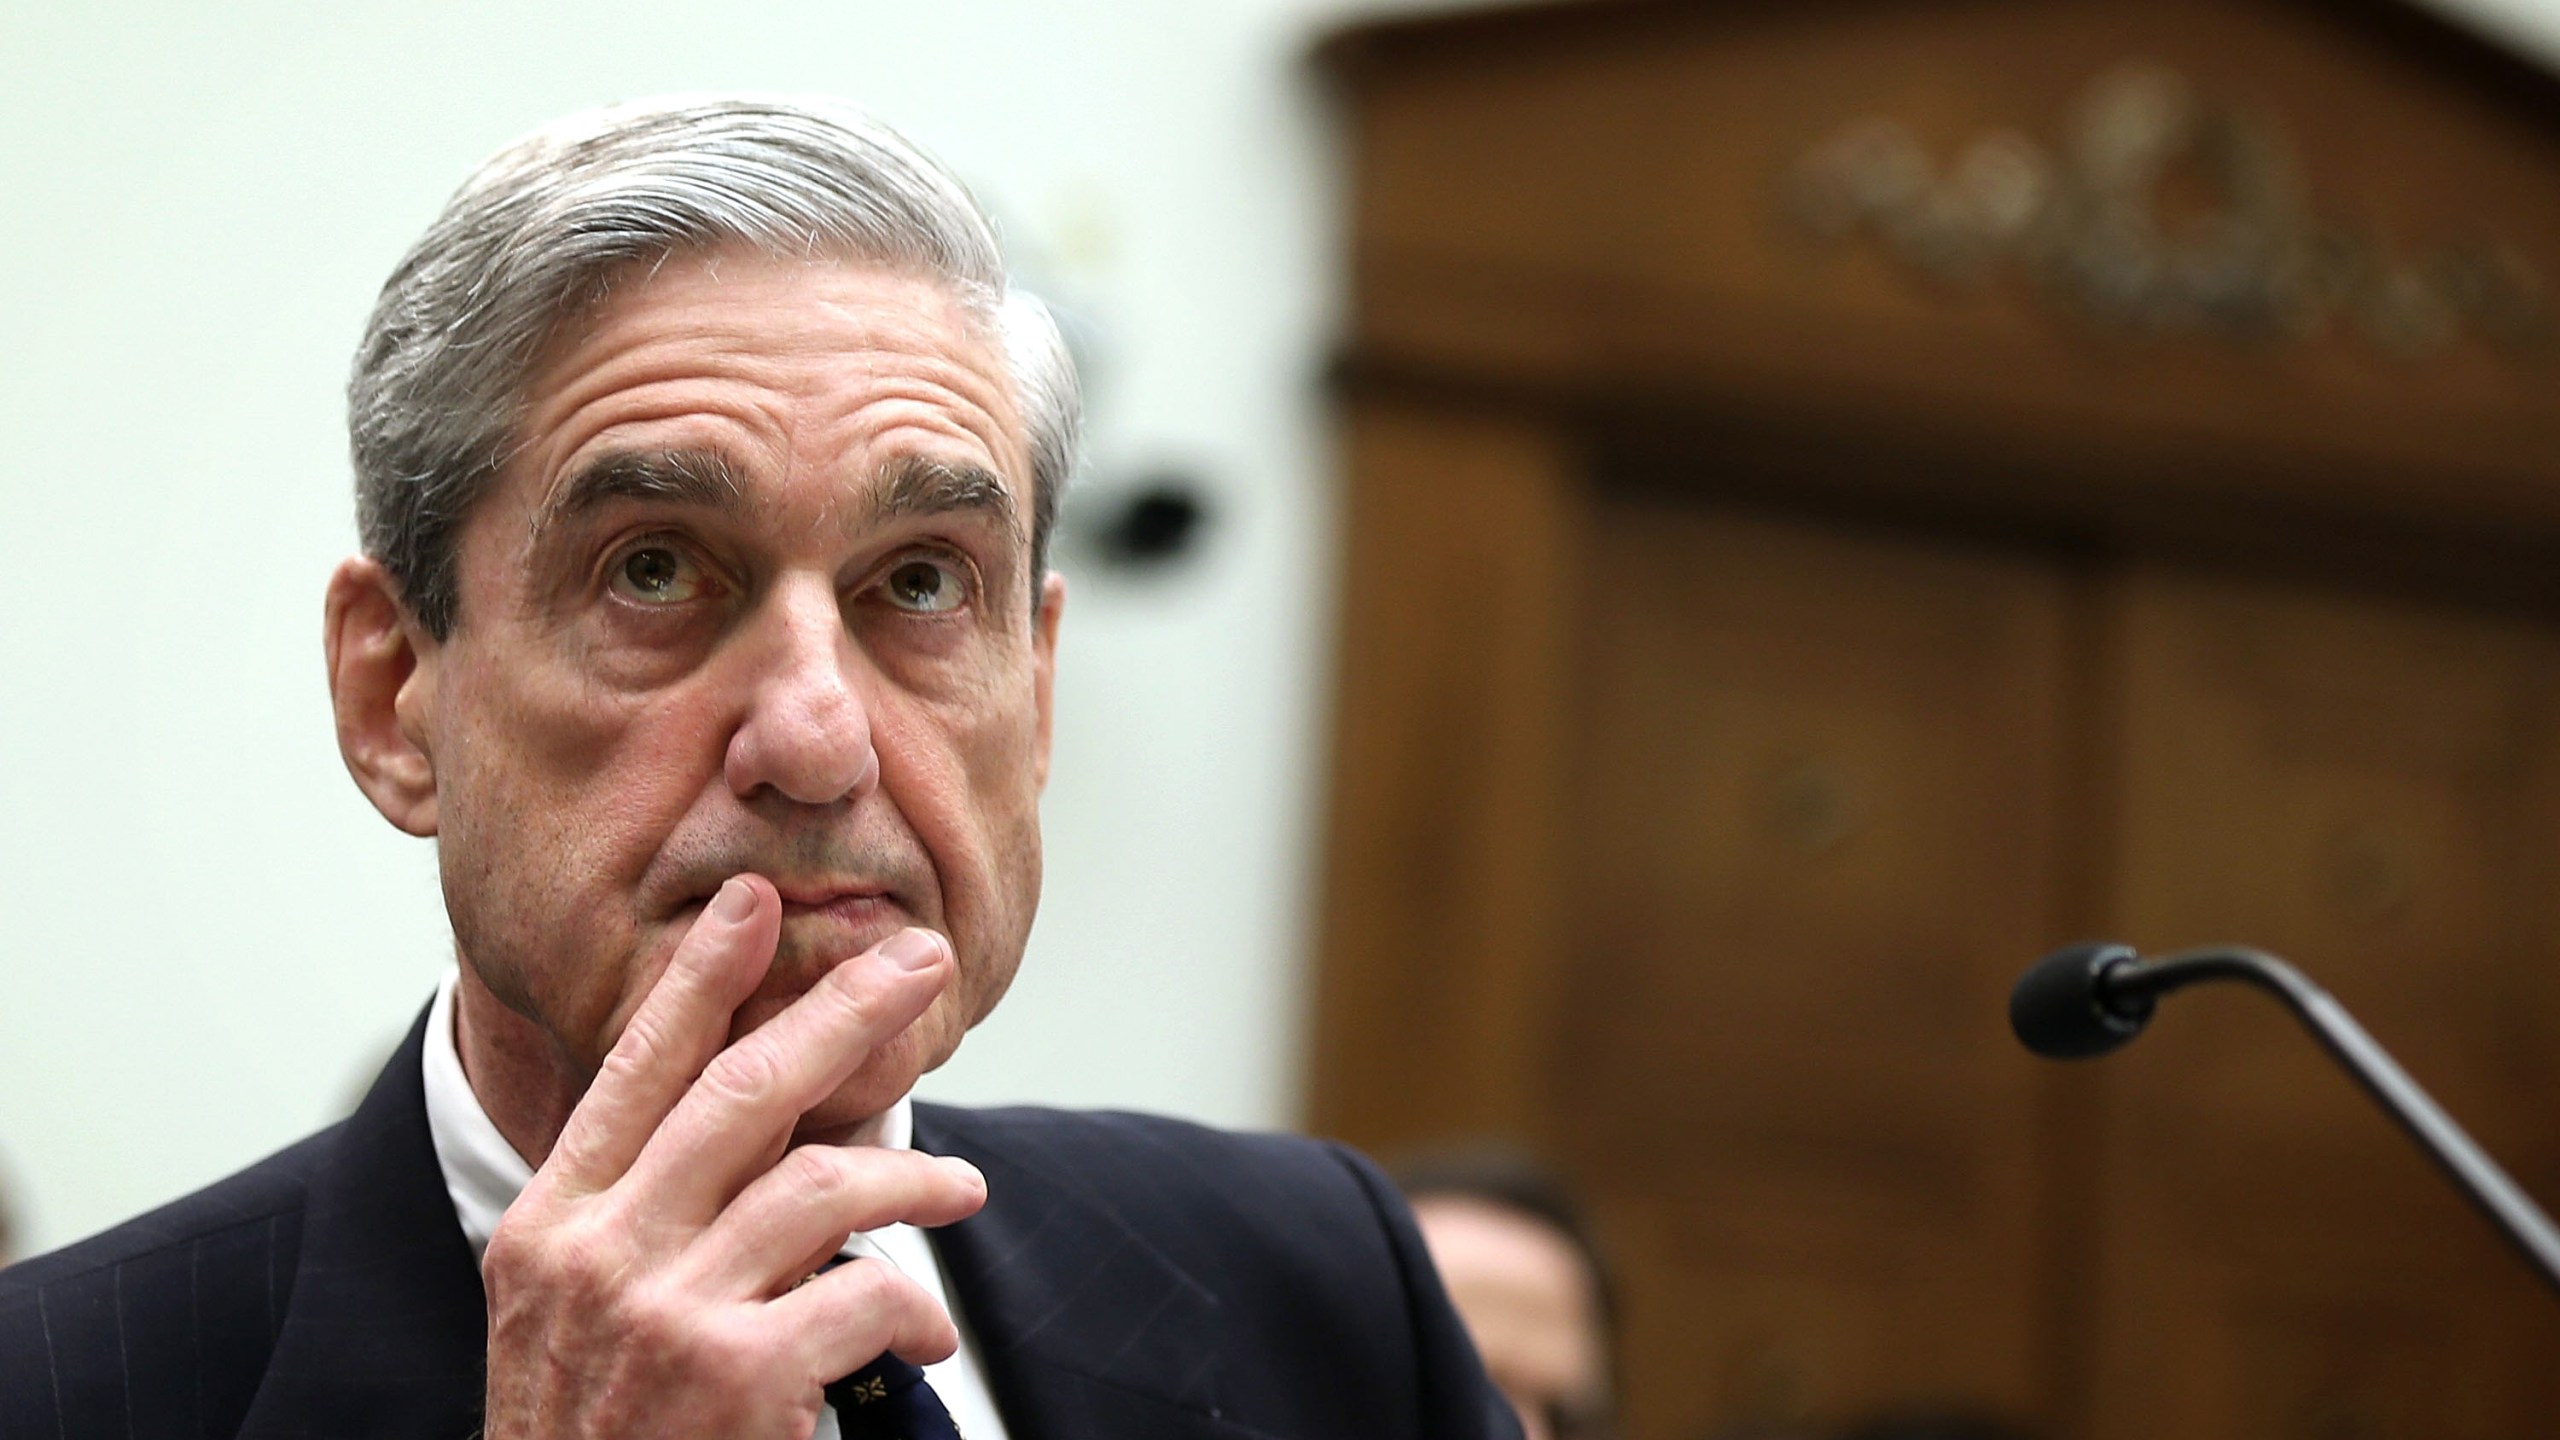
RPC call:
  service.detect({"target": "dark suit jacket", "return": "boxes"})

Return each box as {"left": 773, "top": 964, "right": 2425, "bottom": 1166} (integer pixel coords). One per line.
{"left": 0, "top": 1016, "right": 1518, "bottom": 1439}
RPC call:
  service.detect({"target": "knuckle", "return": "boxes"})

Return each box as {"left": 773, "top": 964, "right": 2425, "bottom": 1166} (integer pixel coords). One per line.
{"left": 553, "top": 1222, "right": 622, "bottom": 1292}
{"left": 616, "top": 1281, "right": 694, "bottom": 1363}
{"left": 479, "top": 1223, "right": 535, "bottom": 1286}
{"left": 842, "top": 1258, "right": 918, "bottom": 1312}
{"left": 779, "top": 1142, "right": 850, "bottom": 1199}
{"left": 483, "top": 1204, "right": 563, "bottom": 1278}
{"left": 698, "top": 1040, "right": 783, "bottom": 1108}
{"left": 597, "top": 1017, "right": 670, "bottom": 1086}
{"left": 505, "top": 1214, "right": 617, "bottom": 1296}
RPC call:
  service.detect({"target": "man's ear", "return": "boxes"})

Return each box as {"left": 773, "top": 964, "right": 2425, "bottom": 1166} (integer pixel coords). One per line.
{"left": 1030, "top": 570, "right": 1066, "bottom": 791}
{"left": 325, "top": 557, "right": 441, "bottom": 836}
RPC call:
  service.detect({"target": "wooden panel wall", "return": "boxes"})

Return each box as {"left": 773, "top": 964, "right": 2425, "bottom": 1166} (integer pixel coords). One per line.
{"left": 1310, "top": 402, "right": 1580, "bottom": 1143}
{"left": 1314, "top": 402, "right": 2560, "bottom": 1439}
{"left": 2092, "top": 574, "right": 2560, "bottom": 1439}
{"left": 1309, "top": 3, "right": 2560, "bottom": 1438}
{"left": 1556, "top": 501, "right": 2069, "bottom": 1437}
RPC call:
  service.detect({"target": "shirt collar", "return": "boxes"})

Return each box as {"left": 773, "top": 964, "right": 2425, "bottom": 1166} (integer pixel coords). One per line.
{"left": 415, "top": 968, "right": 1010, "bottom": 1440}
{"left": 418, "top": 966, "right": 915, "bottom": 1262}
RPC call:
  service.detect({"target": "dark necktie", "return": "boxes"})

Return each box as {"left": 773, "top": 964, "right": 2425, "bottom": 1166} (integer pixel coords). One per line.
{"left": 825, "top": 1351, "right": 964, "bottom": 1440}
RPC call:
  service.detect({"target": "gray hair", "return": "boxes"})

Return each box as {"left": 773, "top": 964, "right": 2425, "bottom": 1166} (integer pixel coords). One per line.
{"left": 348, "top": 94, "right": 1078, "bottom": 638}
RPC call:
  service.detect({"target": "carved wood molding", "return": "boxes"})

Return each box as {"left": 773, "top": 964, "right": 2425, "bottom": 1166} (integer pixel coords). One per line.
{"left": 1785, "top": 62, "right": 2556, "bottom": 362}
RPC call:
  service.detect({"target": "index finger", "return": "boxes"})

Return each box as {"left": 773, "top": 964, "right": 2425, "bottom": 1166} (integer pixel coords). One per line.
{"left": 623, "top": 927, "right": 953, "bottom": 1219}
{"left": 541, "top": 874, "right": 781, "bottom": 1193}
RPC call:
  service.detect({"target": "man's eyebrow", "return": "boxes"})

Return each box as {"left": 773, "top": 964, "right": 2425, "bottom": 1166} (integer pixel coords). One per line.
{"left": 530, "top": 448, "right": 746, "bottom": 543}
{"left": 867, "top": 457, "right": 1025, "bottom": 548}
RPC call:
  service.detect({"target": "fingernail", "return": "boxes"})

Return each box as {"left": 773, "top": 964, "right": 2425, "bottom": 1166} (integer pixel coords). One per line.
{"left": 940, "top": 1156, "right": 985, "bottom": 1190}
{"left": 878, "top": 928, "right": 946, "bottom": 972}
{"left": 710, "top": 877, "right": 756, "bottom": 923}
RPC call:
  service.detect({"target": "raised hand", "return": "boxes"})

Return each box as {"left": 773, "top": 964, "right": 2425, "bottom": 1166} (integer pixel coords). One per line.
{"left": 479, "top": 874, "right": 988, "bottom": 1438}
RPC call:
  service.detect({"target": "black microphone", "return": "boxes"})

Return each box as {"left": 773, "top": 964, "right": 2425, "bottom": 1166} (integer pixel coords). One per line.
{"left": 2012, "top": 941, "right": 2560, "bottom": 1301}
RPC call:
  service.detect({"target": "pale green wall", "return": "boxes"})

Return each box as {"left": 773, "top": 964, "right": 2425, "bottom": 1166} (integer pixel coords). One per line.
{"left": 0, "top": 0, "right": 1429, "bottom": 1256}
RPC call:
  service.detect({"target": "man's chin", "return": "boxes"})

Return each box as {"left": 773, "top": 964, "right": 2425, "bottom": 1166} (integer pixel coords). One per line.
{"left": 788, "top": 1017, "right": 958, "bottom": 1145}
{"left": 793, "top": 1070, "right": 922, "bottom": 1145}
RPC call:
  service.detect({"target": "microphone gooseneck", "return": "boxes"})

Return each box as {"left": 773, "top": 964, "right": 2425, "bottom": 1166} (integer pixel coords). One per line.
{"left": 2011, "top": 941, "right": 2560, "bottom": 1303}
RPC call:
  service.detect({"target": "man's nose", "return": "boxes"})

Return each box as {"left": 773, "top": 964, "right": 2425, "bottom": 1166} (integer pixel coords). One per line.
{"left": 722, "top": 578, "right": 880, "bottom": 805}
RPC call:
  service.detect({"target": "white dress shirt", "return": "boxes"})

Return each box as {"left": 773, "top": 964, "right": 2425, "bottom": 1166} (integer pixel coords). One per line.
{"left": 420, "top": 969, "right": 1011, "bottom": 1440}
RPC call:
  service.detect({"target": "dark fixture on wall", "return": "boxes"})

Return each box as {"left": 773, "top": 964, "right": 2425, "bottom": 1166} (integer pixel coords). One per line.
{"left": 1075, "top": 473, "right": 1213, "bottom": 573}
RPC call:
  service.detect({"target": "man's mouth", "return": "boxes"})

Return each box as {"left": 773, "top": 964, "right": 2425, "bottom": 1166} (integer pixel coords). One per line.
{"left": 772, "top": 883, "right": 900, "bottom": 927}
{"left": 666, "top": 879, "right": 905, "bottom": 931}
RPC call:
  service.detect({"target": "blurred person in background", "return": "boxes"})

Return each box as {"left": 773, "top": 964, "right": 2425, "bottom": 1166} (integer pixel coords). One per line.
{"left": 1396, "top": 1146, "right": 1619, "bottom": 1440}
{"left": 0, "top": 94, "right": 1516, "bottom": 1440}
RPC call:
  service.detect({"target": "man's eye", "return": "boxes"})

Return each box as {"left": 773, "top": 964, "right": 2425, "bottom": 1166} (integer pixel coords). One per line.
{"left": 882, "top": 558, "right": 967, "bottom": 614}
{"left": 609, "top": 545, "right": 711, "bottom": 605}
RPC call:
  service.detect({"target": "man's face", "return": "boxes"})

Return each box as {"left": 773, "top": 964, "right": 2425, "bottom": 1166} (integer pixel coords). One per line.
{"left": 413, "top": 250, "right": 1060, "bottom": 1135}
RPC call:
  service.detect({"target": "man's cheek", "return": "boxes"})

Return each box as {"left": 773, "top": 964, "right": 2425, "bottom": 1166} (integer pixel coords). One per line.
{"left": 598, "top": 921, "right": 694, "bottom": 1047}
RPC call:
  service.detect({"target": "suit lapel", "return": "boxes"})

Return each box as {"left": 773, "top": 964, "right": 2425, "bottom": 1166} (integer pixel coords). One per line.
{"left": 238, "top": 1010, "right": 489, "bottom": 1439}
{"left": 916, "top": 1106, "right": 1253, "bottom": 1440}
{"left": 224, "top": 1050, "right": 1259, "bottom": 1439}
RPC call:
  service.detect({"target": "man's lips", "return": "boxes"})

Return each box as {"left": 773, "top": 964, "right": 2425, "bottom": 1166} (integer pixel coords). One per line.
{"left": 668, "top": 881, "right": 905, "bottom": 929}
{"left": 671, "top": 877, "right": 889, "bottom": 903}
{"left": 775, "top": 888, "right": 900, "bottom": 926}
{"left": 772, "top": 878, "right": 888, "bottom": 905}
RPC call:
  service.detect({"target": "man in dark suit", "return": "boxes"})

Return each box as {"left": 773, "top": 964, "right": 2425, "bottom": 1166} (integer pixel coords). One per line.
{"left": 0, "top": 95, "right": 1516, "bottom": 1440}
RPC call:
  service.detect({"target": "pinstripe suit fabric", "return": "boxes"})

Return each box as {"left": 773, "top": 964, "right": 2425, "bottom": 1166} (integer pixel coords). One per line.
{"left": 0, "top": 1014, "right": 1518, "bottom": 1440}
